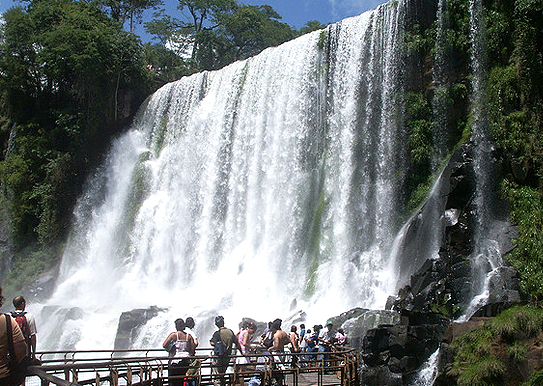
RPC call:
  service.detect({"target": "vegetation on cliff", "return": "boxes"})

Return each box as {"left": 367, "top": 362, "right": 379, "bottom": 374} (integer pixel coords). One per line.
{"left": 402, "top": 0, "right": 543, "bottom": 304}
{"left": 449, "top": 306, "right": 543, "bottom": 386}
{"left": 406, "top": 0, "right": 543, "bottom": 383}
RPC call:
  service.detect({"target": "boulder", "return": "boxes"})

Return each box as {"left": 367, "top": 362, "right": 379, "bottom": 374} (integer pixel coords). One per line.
{"left": 114, "top": 306, "right": 165, "bottom": 350}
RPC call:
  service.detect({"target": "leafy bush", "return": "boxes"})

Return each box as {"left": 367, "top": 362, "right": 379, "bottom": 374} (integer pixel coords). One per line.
{"left": 450, "top": 306, "right": 543, "bottom": 385}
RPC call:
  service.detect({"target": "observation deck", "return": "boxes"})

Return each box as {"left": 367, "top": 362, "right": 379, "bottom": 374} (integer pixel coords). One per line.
{"left": 26, "top": 348, "right": 360, "bottom": 386}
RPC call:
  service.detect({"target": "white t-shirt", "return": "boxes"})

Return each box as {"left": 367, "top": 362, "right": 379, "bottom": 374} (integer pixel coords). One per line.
{"left": 25, "top": 312, "right": 38, "bottom": 336}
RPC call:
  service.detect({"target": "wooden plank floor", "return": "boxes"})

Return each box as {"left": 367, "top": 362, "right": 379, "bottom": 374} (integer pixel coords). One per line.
{"left": 286, "top": 372, "right": 342, "bottom": 386}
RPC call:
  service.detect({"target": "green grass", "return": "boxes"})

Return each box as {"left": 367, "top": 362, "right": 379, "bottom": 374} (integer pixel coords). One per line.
{"left": 450, "top": 306, "right": 543, "bottom": 385}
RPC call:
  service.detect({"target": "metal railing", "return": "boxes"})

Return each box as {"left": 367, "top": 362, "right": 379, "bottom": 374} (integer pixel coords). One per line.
{"left": 26, "top": 347, "right": 360, "bottom": 386}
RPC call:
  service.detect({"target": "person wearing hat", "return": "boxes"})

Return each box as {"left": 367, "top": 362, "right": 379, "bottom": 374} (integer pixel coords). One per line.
{"left": 209, "top": 316, "right": 241, "bottom": 386}
{"left": 317, "top": 320, "right": 334, "bottom": 366}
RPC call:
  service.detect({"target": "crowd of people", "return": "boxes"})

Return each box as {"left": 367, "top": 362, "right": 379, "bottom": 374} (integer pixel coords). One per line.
{"left": 162, "top": 315, "right": 349, "bottom": 386}
{"left": 0, "top": 282, "right": 348, "bottom": 386}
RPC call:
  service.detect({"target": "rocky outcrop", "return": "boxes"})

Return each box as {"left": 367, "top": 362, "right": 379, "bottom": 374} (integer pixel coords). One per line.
{"left": 360, "top": 143, "right": 522, "bottom": 385}
{"left": 329, "top": 308, "right": 399, "bottom": 353}
{"left": 361, "top": 310, "right": 450, "bottom": 385}
{"left": 114, "top": 306, "right": 165, "bottom": 350}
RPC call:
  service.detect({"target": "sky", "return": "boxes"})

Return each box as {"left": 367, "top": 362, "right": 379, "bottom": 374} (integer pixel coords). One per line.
{"left": 0, "top": 0, "right": 388, "bottom": 42}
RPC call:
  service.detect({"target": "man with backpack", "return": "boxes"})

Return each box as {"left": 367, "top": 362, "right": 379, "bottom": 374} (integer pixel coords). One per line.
{"left": 0, "top": 287, "right": 27, "bottom": 386}
{"left": 209, "top": 316, "right": 241, "bottom": 386}
{"left": 12, "top": 296, "right": 37, "bottom": 360}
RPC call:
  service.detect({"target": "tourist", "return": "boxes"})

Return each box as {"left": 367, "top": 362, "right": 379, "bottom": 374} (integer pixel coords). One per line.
{"left": 334, "top": 328, "right": 347, "bottom": 350}
{"left": 298, "top": 324, "right": 306, "bottom": 345}
{"left": 318, "top": 320, "right": 334, "bottom": 366}
{"left": 163, "top": 318, "right": 195, "bottom": 386}
{"left": 259, "top": 322, "right": 273, "bottom": 349}
{"left": 266, "top": 319, "right": 290, "bottom": 386}
{"left": 12, "top": 296, "right": 37, "bottom": 360}
{"left": 288, "top": 325, "right": 300, "bottom": 367}
{"left": 238, "top": 321, "right": 257, "bottom": 364}
{"left": 267, "top": 319, "right": 289, "bottom": 353}
{"left": 0, "top": 287, "right": 28, "bottom": 386}
{"left": 210, "top": 316, "right": 241, "bottom": 386}
{"left": 185, "top": 317, "right": 199, "bottom": 355}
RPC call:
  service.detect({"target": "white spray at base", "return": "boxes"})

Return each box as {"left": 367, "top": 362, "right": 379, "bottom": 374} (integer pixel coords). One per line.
{"left": 37, "top": 1, "right": 412, "bottom": 351}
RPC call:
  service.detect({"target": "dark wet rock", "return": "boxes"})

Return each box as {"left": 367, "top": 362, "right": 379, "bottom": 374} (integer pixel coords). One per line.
{"left": 329, "top": 308, "right": 399, "bottom": 353}
{"left": 361, "top": 309, "right": 450, "bottom": 384}
{"left": 114, "top": 306, "right": 165, "bottom": 350}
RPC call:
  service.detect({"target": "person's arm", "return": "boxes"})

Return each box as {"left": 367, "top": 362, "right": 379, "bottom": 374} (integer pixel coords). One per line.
{"left": 210, "top": 330, "right": 218, "bottom": 347}
{"left": 290, "top": 333, "right": 299, "bottom": 352}
{"left": 27, "top": 315, "right": 38, "bottom": 358}
{"left": 188, "top": 335, "right": 196, "bottom": 355}
{"left": 163, "top": 332, "right": 174, "bottom": 349}
{"left": 232, "top": 330, "right": 243, "bottom": 354}
{"left": 30, "top": 335, "right": 36, "bottom": 359}
{"left": 242, "top": 331, "right": 251, "bottom": 350}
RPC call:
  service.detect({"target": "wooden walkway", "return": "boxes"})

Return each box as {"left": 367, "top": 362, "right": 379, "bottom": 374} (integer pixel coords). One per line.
{"left": 26, "top": 348, "right": 360, "bottom": 386}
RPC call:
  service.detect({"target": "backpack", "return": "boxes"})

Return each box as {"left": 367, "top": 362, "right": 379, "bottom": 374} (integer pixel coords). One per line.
{"left": 213, "top": 339, "right": 227, "bottom": 356}
{"left": 11, "top": 311, "right": 31, "bottom": 345}
{"left": 212, "top": 329, "right": 228, "bottom": 357}
{"left": 262, "top": 331, "right": 274, "bottom": 349}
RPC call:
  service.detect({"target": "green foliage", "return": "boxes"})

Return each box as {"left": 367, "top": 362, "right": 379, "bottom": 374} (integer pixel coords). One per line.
{"left": 404, "top": 92, "right": 433, "bottom": 208}
{"left": 215, "top": 4, "right": 295, "bottom": 66}
{"left": 99, "top": 0, "right": 161, "bottom": 32}
{"left": 145, "top": 1, "right": 295, "bottom": 71}
{"left": 485, "top": 0, "right": 543, "bottom": 303}
{"left": 450, "top": 306, "right": 543, "bottom": 385}
{"left": 501, "top": 182, "right": 543, "bottom": 301}
{"left": 524, "top": 369, "right": 543, "bottom": 386}
{"left": 317, "top": 30, "right": 326, "bottom": 51}
{"left": 298, "top": 20, "right": 326, "bottom": 36}
{"left": 507, "top": 341, "right": 527, "bottom": 363}
{"left": 404, "top": 24, "right": 433, "bottom": 56}
{"left": 1, "top": 244, "right": 61, "bottom": 296}
{"left": 0, "top": 0, "right": 152, "bottom": 289}
{"left": 143, "top": 43, "right": 194, "bottom": 84}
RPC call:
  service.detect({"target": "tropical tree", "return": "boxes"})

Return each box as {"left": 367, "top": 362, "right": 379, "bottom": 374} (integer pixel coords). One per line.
{"left": 100, "top": 0, "right": 161, "bottom": 32}
{"left": 0, "top": 0, "right": 150, "bottom": 253}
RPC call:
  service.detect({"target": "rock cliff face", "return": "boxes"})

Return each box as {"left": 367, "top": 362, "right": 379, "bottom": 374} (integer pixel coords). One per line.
{"left": 360, "top": 143, "right": 522, "bottom": 385}
{"left": 114, "top": 306, "right": 165, "bottom": 350}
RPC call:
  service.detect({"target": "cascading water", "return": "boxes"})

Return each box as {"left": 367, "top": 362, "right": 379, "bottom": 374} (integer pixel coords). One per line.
{"left": 431, "top": 0, "right": 449, "bottom": 168}
{"left": 37, "top": 1, "right": 412, "bottom": 351}
{"left": 458, "top": 0, "right": 503, "bottom": 321}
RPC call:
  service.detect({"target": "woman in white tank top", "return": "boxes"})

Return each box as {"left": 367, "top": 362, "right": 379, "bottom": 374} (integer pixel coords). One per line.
{"left": 163, "top": 318, "right": 195, "bottom": 386}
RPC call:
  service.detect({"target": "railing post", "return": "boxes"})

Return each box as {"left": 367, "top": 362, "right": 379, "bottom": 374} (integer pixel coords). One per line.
{"left": 127, "top": 366, "right": 133, "bottom": 386}
{"left": 71, "top": 368, "right": 78, "bottom": 384}
{"left": 110, "top": 367, "right": 119, "bottom": 386}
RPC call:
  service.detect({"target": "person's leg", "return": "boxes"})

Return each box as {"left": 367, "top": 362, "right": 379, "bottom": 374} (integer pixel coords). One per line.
{"left": 317, "top": 345, "right": 326, "bottom": 363}
{"left": 169, "top": 362, "right": 183, "bottom": 386}
{"left": 218, "top": 357, "right": 230, "bottom": 386}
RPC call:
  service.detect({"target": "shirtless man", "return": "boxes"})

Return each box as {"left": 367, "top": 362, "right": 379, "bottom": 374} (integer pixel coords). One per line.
{"left": 267, "top": 319, "right": 290, "bottom": 352}
{"left": 266, "top": 319, "right": 290, "bottom": 385}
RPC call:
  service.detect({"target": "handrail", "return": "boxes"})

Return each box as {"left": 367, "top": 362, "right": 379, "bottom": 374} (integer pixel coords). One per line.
{"left": 27, "top": 347, "right": 360, "bottom": 386}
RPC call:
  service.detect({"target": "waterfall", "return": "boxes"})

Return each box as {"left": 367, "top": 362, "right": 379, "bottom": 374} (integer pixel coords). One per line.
{"left": 431, "top": 0, "right": 449, "bottom": 167}
{"left": 413, "top": 348, "right": 439, "bottom": 386}
{"left": 37, "top": 0, "right": 413, "bottom": 351}
{"left": 458, "top": 0, "right": 502, "bottom": 321}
